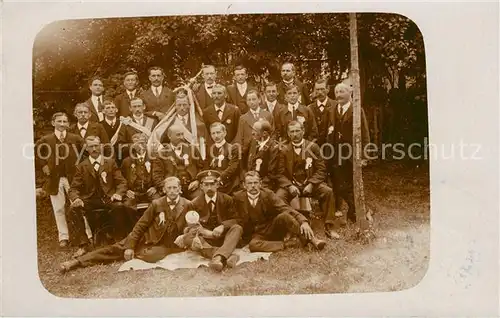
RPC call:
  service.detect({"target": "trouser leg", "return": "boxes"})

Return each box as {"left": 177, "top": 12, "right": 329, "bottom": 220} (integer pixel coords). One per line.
{"left": 276, "top": 187, "right": 292, "bottom": 204}
{"left": 136, "top": 245, "right": 185, "bottom": 263}
{"left": 76, "top": 238, "right": 127, "bottom": 267}
{"left": 248, "top": 212, "right": 300, "bottom": 252}
{"left": 211, "top": 224, "right": 243, "bottom": 260}
{"left": 314, "top": 183, "right": 336, "bottom": 226}
{"left": 49, "top": 177, "right": 69, "bottom": 242}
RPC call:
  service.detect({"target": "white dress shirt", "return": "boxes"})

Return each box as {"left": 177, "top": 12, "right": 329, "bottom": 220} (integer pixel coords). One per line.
{"left": 152, "top": 86, "right": 162, "bottom": 97}
{"left": 338, "top": 101, "right": 351, "bottom": 116}
{"left": 236, "top": 82, "right": 248, "bottom": 96}
{"left": 54, "top": 129, "right": 66, "bottom": 142}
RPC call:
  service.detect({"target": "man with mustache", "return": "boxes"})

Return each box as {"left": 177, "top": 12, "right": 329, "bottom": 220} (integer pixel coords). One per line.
{"left": 85, "top": 76, "right": 106, "bottom": 122}
{"left": 276, "top": 62, "right": 310, "bottom": 106}
{"left": 226, "top": 65, "right": 256, "bottom": 114}
{"left": 195, "top": 64, "right": 219, "bottom": 110}
{"left": 99, "top": 100, "right": 122, "bottom": 164}
{"left": 59, "top": 177, "right": 192, "bottom": 273}
{"left": 234, "top": 171, "right": 326, "bottom": 252}
{"left": 140, "top": 66, "right": 174, "bottom": 121}
{"left": 67, "top": 135, "right": 128, "bottom": 258}
{"left": 114, "top": 70, "right": 143, "bottom": 117}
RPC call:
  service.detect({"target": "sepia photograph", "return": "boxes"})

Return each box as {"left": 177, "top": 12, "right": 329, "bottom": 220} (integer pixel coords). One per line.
{"left": 31, "top": 12, "right": 431, "bottom": 298}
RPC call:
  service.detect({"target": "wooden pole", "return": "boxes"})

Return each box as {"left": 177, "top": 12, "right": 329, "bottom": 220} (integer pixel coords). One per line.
{"left": 349, "top": 13, "right": 370, "bottom": 234}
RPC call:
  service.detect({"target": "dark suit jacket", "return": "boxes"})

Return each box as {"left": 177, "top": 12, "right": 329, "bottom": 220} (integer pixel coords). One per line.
{"left": 190, "top": 192, "right": 241, "bottom": 231}
{"left": 260, "top": 101, "right": 285, "bottom": 124}
{"left": 117, "top": 116, "right": 158, "bottom": 144}
{"left": 68, "top": 157, "right": 127, "bottom": 202}
{"left": 120, "top": 155, "right": 156, "bottom": 192}
{"left": 331, "top": 103, "right": 370, "bottom": 165}
{"left": 69, "top": 122, "right": 110, "bottom": 144}
{"left": 152, "top": 143, "right": 204, "bottom": 190}
{"left": 277, "top": 139, "right": 326, "bottom": 189}
{"left": 203, "top": 103, "right": 241, "bottom": 144}
{"left": 277, "top": 78, "right": 310, "bottom": 106}
{"left": 125, "top": 196, "right": 192, "bottom": 249}
{"left": 85, "top": 97, "right": 104, "bottom": 123}
{"left": 233, "top": 188, "right": 308, "bottom": 237}
{"left": 35, "top": 132, "right": 84, "bottom": 195}
{"left": 226, "top": 82, "right": 256, "bottom": 115}
{"left": 203, "top": 142, "right": 240, "bottom": 194}
{"left": 100, "top": 118, "right": 120, "bottom": 142}
{"left": 195, "top": 84, "right": 215, "bottom": 110}
{"left": 235, "top": 109, "right": 274, "bottom": 150}
{"left": 307, "top": 97, "right": 336, "bottom": 146}
{"left": 245, "top": 138, "right": 282, "bottom": 189}
{"left": 140, "top": 86, "right": 174, "bottom": 118}
{"left": 114, "top": 89, "right": 144, "bottom": 117}
{"left": 275, "top": 104, "right": 318, "bottom": 142}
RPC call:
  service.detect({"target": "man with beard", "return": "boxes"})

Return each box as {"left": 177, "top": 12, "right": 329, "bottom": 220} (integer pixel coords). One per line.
{"left": 202, "top": 84, "right": 241, "bottom": 144}
{"left": 234, "top": 171, "right": 326, "bottom": 252}
{"left": 114, "top": 70, "right": 142, "bottom": 117}
{"left": 195, "top": 64, "right": 219, "bottom": 110}
{"left": 85, "top": 76, "right": 106, "bottom": 122}
{"left": 204, "top": 122, "right": 240, "bottom": 195}
{"left": 330, "top": 82, "right": 370, "bottom": 224}
{"left": 140, "top": 66, "right": 174, "bottom": 121}
{"left": 59, "top": 177, "right": 192, "bottom": 272}
{"left": 67, "top": 136, "right": 128, "bottom": 258}
{"left": 307, "top": 78, "right": 336, "bottom": 147}
{"left": 182, "top": 170, "right": 243, "bottom": 272}
{"left": 275, "top": 85, "right": 318, "bottom": 142}
{"left": 276, "top": 62, "right": 310, "bottom": 106}
{"left": 226, "top": 65, "right": 256, "bottom": 115}
{"left": 276, "top": 121, "right": 338, "bottom": 239}
{"left": 244, "top": 120, "right": 281, "bottom": 191}
{"left": 153, "top": 124, "right": 204, "bottom": 200}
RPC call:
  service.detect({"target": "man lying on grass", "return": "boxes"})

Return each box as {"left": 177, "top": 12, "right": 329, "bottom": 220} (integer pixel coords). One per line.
{"left": 59, "top": 176, "right": 192, "bottom": 273}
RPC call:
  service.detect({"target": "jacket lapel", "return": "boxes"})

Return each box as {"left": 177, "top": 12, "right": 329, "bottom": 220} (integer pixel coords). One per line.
{"left": 174, "top": 198, "right": 186, "bottom": 221}
{"left": 285, "top": 145, "right": 294, "bottom": 175}
{"left": 85, "top": 159, "right": 96, "bottom": 178}
{"left": 221, "top": 105, "right": 232, "bottom": 122}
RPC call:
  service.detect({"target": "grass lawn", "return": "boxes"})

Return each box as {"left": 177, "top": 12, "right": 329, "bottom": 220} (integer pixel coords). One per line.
{"left": 37, "top": 161, "right": 430, "bottom": 298}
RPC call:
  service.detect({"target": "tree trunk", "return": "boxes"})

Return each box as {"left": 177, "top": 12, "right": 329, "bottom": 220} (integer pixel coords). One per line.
{"left": 349, "top": 13, "right": 369, "bottom": 232}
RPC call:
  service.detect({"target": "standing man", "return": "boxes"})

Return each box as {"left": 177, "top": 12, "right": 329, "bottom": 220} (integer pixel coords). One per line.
{"left": 260, "top": 81, "right": 285, "bottom": 123}
{"left": 121, "top": 133, "right": 161, "bottom": 230}
{"left": 85, "top": 76, "right": 106, "bottom": 122}
{"left": 275, "top": 85, "right": 318, "bottom": 142}
{"left": 187, "top": 170, "right": 243, "bottom": 272}
{"left": 69, "top": 103, "right": 110, "bottom": 159}
{"left": 202, "top": 84, "right": 241, "bottom": 144}
{"left": 114, "top": 70, "right": 142, "bottom": 117}
{"left": 117, "top": 97, "right": 158, "bottom": 151}
{"left": 276, "top": 121, "right": 338, "bottom": 239}
{"left": 235, "top": 89, "right": 274, "bottom": 152}
{"left": 226, "top": 65, "right": 255, "bottom": 115}
{"left": 277, "top": 62, "right": 310, "bottom": 106}
{"left": 99, "top": 100, "right": 122, "bottom": 162}
{"left": 68, "top": 136, "right": 128, "bottom": 258}
{"left": 330, "top": 82, "right": 370, "bottom": 224}
{"left": 234, "top": 171, "right": 326, "bottom": 252}
{"left": 153, "top": 125, "right": 204, "bottom": 200}
{"left": 245, "top": 120, "right": 281, "bottom": 191}
{"left": 204, "top": 122, "right": 240, "bottom": 195}
{"left": 59, "top": 177, "right": 192, "bottom": 272}
{"left": 140, "top": 66, "right": 174, "bottom": 121}
{"left": 195, "top": 64, "right": 219, "bottom": 110}
{"left": 307, "top": 78, "right": 336, "bottom": 147}
{"left": 35, "top": 112, "right": 85, "bottom": 247}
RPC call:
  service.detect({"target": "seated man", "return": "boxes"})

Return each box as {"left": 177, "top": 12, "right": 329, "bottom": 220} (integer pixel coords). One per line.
{"left": 121, "top": 132, "right": 161, "bottom": 229}
{"left": 204, "top": 122, "right": 240, "bottom": 194}
{"left": 275, "top": 121, "right": 338, "bottom": 239}
{"left": 68, "top": 135, "right": 128, "bottom": 258}
{"left": 59, "top": 177, "right": 192, "bottom": 272}
{"left": 183, "top": 170, "right": 243, "bottom": 272}
{"left": 152, "top": 124, "right": 204, "bottom": 200}
{"left": 234, "top": 171, "right": 326, "bottom": 252}
{"left": 245, "top": 119, "right": 282, "bottom": 191}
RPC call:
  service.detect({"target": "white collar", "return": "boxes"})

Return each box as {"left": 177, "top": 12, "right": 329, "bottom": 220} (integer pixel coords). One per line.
{"left": 105, "top": 117, "right": 116, "bottom": 125}
{"left": 283, "top": 79, "right": 294, "bottom": 85}
{"left": 136, "top": 152, "right": 146, "bottom": 160}
{"left": 92, "top": 95, "right": 102, "bottom": 102}
{"left": 133, "top": 114, "right": 144, "bottom": 122}
{"left": 89, "top": 155, "right": 102, "bottom": 165}
{"left": 205, "top": 194, "right": 217, "bottom": 204}
{"left": 317, "top": 98, "right": 328, "bottom": 106}
{"left": 177, "top": 114, "right": 188, "bottom": 120}
{"left": 167, "top": 196, "right": 180, "bottom": 205}
{"left": 258, "top": 137, "right": 270, "bottom": 149}
{"left": 151, "top": 85, "right": 162, "bottom": 93}
{"left": 250, "top": 108, "right": 260, "bottom": 115}
{"left": 126, "top": 89, "right": 137, "bottom": 96}
{"left": 266, "top": 99, "right": 277, "bottom": 106}
{"left": 215, "top": 104, "right": 226, "bottom": 111}
{"left": 214, "top": 140, "right": 226, "bottom": 148}
{"left": 288, "top": 102, "right": 299, "bottom": 111}
{"left": 247, "top": 192, "right": 260, "bottom": 200}
{"left": 170, "top": 143, "right": 182, "bottom": 151}
{"left": 54, "top": 130, "right": 66, "bottom": 139}
{"left": 77, "top": 121, "right": 89, "bottom": 129}
{"left": 339, "top": 101, "right": 351, "bottom": 112}
{"left": 205, "top": 82, "right": 215, "bottom": 90}
{"left": 291, "top": 139, "right": 304, "bottom": 148}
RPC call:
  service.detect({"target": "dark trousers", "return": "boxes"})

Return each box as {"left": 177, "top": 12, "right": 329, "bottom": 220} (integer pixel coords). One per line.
{"left": 331, "top": 160, "right": 355, "bottom": 220}
{"left": 248, "top": 212, "right": 301, "bottom": 252}
{"left": 276, "top": 183, "right": 336, "bottom": 226}
{"left": 200, "top": 224, "right": 243, "bottom": 260}
{"left": 70, "top": 198, "right": 128, "bottom": 247}
{"left": 77, "top": 238, "right": 184, "bottom": 267}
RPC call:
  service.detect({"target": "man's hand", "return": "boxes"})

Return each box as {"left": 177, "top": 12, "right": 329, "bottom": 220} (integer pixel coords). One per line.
{"left": 288, "top": 185, "right": 300, "bottom": 197}
{"left": 42, "top": 165, "right": 50, "bottom": 176}
{"left": 124, "top": 249, "right": 134, "bottom": 260}
{"left": 71, "top": 198, "right": 84, "bottom": 208}
{"left": 126, "top": 190, "right": 136, "bottom": 199}
{"left": 156, "top": 112, "right": 166, "bottom": 120}
{"left": 212, "top": 225, "right": 224, "bottom": 238}
{"left": 111, "top": 194, "right": 122, "bottom": 202}
{"left": 188, "top": 180, "right": 199, "bottom": 192}
{"left": 174, "top": 235, "right": 186, "bottom": 248}
{"left": 35, "top": 188, "right": 46, "bottom": 198}
{"left": 146, "top": 187, "right": 157, "bottom": 197}
{"left": 303, "top": 183, "right": 313, "bottom": 195}
{"left": 300, "top": 222, "right": 314, "bottom": 241}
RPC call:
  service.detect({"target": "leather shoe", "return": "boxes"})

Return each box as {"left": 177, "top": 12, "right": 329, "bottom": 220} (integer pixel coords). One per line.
{"left": 59, "top": 240, "right": 69, "bottom": 248}
{"left": 59, "top": 259, "right": 80, "bottom": 273}
{"left": 226, "top": 254, "right": 240, "bottom": 268}
{"left": 310, "top": 236, "right": 326, "bottom": 250}
{"left": 208, "top": 255, "right": 224, "bottom": 272}
{"left": 325, "top": 228, "right": 341, "bottom": 240}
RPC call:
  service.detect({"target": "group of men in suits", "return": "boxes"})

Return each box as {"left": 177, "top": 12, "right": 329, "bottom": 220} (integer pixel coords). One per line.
{"left": 35, "top": 61, "right": 370, "bottom": 273}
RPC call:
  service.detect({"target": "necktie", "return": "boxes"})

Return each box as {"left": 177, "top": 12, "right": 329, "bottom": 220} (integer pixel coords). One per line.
{"left": 181, "top": 117, "right": 187, "bottom": 126}
{"left": 155, "top": 87, "right": 160, "bottom": 97}
{"left": 209, "top": 200, "right": 215, "bottom": 213}
{"left": 253, "top": 112, "right": 259, "bottom": 120}
{"left": 250, "top": 197, "right": 257, "bottom": 207}
{"left": 217, "top": 109, "right": 223, "bottom": 120}
{"left": 97, "top": 97, "right": 103, "bottom": 112}
{"left": 93, "top": 161, "right": 100, "bottom": 171}
{"left": 319, "top": 104, "right": 324, "bottom": 112}
{"left": 168, "top": 200, "right": 176, "bottom": 210}
{"left": 59, "top": 133, "right": 65, "bottom": 143}
{"left": 338, "top": 106, "right": 343, "bottom": 117}
{"left": 80, "top": 127, "right": 86, "bottom": 138}
{"left": 129, "top": 92, "right": 133, "bottom": 99}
